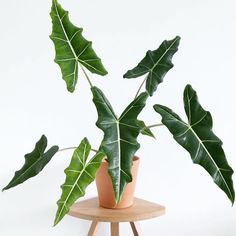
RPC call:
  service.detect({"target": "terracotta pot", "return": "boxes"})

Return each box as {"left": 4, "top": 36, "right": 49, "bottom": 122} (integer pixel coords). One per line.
{"left": 95, "top": 156, "right": 140, "bottom": 209}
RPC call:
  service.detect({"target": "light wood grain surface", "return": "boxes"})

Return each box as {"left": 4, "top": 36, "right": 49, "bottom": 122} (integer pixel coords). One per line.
{"left": 87, "top": 221, "right": 99, "bottom": 236}
{"left": 68, "top": 197, "right": 165, "bottom": 222}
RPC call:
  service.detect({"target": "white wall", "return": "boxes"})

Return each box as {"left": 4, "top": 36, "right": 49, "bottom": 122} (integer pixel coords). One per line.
{"left": 1, "top": 0, "right": 236, "bottom": 235}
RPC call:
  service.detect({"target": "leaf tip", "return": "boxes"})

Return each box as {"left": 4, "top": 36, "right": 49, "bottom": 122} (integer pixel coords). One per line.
{"left": 185, "top": 84, "right": 192, "bottom": 90}
{"left": 66, "top": 86, "right": 75, "bottom": 93}
{"left": 115, "top": 195, "right": 121, "bottom": 205}
{"left": 82, "top": 137, "right": 89, "bottom": 143}
{"left": 230, "top": 192, "right": 235, "bottom": 206}
{"left": 2, "top": 183, "right": 11, "bottom": 192}
{"left": 103, "top": 70, "right": 108, "bottom": 76}
{"left": 175, "top": 35, "right": 181, "bottom": 41}
{"left": 53, "top": 218, "right": 59, "bottom": 227}
{"left": 153, "top": 104, "right": 160, "bottom": 111}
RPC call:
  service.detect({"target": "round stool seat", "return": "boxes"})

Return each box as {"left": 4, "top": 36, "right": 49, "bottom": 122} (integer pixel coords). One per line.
{"left": 68, "top": 197, "right": 165, "bottom": 236}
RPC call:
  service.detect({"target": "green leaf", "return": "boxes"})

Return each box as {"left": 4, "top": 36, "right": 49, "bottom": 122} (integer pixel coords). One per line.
{"left": 154, "top": 84, "right": 235, "bottom": 204}
{"left": 50, "top": 0, "right": 108, "bottom": 92}
{"left": 123, "top": 36, "right": 180, "bottom": 96}
{"left": 54, "top": 138, "right": 105, "bottom": 226}
{"left": 137, "top": 120, "right": 155, "bottom": 139}
{"left": 92, "top": 87, "right": 148, "bottom": 203}
{"left": 3, "top": 135, "right": 59, "bottom": 191}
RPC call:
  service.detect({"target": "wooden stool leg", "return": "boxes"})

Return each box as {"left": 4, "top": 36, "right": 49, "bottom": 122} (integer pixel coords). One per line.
{"left": 87, "top": 221, "right": 99, "bottom": 236}
{"left": 110, "top": 222, "right": 119, "bottom": 236}
{"left": 130, "top": 222, "right": 142, "bottom": 236}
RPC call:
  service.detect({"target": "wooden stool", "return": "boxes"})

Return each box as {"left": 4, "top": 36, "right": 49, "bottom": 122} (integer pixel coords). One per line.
{"left": 68, "top": 197, "right": 165, "bottom": 236}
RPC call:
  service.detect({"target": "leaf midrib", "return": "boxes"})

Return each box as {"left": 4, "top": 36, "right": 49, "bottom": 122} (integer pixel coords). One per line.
{"left": 116, "top": 120, "right": 121, "bottom": 201}
{"left": 54, "top": 1, "right": 77, "bottom": 61}
{"left": 146, "top": 37, "right": 179, "bottom": 90}
{"left": 55, "top": 144, "right": 88, "bottom": 223}
{"left": 98, "top": 91, "right": 143, "bottom": 201}
{"left": 149, "top": 37, "right": 179, "bottom": 74}
{"left": 115, "top": 95, "right": 145, "bottom": 200}
{"left": 188, "top": 124, "right": 233, "bottom": 200}
{"left": 53, "top": 1, "right": 104, "bottom": 76}
{"left": 55, "top": 151, "right": 103, "bottom": 224}
{"left": 96, "top": 89, "right": 147, "bottom": 202}
{"left": 7, "top": 152, "right": 45, "bottom": 188}
{"left": 185, "top": 90, "right": 233, "bottom": 199}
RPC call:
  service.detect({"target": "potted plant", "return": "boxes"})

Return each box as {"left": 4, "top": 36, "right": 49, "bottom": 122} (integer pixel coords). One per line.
{"left": 3, "top": 0, "right": 235, "bottom": 227}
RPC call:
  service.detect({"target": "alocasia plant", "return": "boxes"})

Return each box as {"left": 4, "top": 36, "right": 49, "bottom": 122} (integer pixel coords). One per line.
{"left": 3, "top": 0, "right": 234, "bottom": 226}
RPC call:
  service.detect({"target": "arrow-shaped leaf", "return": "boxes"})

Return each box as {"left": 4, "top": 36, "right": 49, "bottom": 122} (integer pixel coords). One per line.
{"left": 92, "top": 86, "right": 148, "bottom": 203}
{"left": 123, "top": 36, "right": 180, "bottom": 96}
{"left": 50, "top": 0, "right": 108, "bottom": 92}
{"left": 3, "top": 135, "right": 59, "bottom": 191}
{"left": 154, "top": 84, "right": 235, "bottom": 204}
{"left": 137, "top": 120, "right": 155, "bottom": 139}
{"left": 54, "top": 138, "right": 105, "bottom": 225}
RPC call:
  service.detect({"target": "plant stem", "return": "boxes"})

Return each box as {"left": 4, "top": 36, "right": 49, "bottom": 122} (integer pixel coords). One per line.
{"left": 58, "top": 147, "right": 98, "bottom": 153}
{"left": 91, "top": 148, "right": 99, "bottom": 153}
{"left": 134, "top": 75, "right": 148, "bottom": 99}
{"left": 80, "top": 64, "right": 93, "bottom": 87}
{"left": 58, "top": 147, "right": 76, "bottom": 152}
{"left": 146, "top": 123, "right": 164, "bottom": 129}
